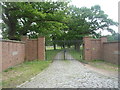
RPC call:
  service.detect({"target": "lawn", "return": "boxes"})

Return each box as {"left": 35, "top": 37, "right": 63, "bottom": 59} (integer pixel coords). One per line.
{"left": 45, "top": 49, "right": 62, "bottom": 60}
{"left": 69, "top": 49, "right": 119, "bottom": 71}
{"left": 1, "top": 49, "right": 60, "bottom": 88}
{"left": 88, "top": 60, "right": 119, "bottom": 72}
{"left": 68, "top": 49, "right": 87, "bottom": 63}
{"left": 1, "top": 60, "right": 52, "bottom": 88}
{"left": 46, "top": 46, "right": 61, "bottom": 50}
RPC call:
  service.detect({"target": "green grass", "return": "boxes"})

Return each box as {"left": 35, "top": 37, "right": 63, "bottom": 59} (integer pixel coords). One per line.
{"left": 88, "top": 60, "right": 119, "bottom": 71}
{"left": 1, "top": 60, "right": 52, "bottom": 88}
{"left": 69, "top": 50, "right": 119, "bottom": 71}
{"left": 69, "top": 49, "right": 87, "bottom": 63}
{"left": 46, "top": 46, "right": 61, "bottom": 50}
{"left": 46, "top": 50, "right": 61, "bottom": 60}
{"left": 64, "top": 60, "right": 70, "bottom": 63}
{"left": 1, "top": 50, "right": 61, "bottom": 88}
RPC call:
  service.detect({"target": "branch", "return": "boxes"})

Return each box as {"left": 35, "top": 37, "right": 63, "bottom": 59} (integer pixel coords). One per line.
{"left": 34, "top": 19, "right": 67, "bottom": 24}
{"left": 2, "top": 14, "right": 9, "bottom": 25}
{"left": 8, "top": 7, "right": 19, "bottom": 11}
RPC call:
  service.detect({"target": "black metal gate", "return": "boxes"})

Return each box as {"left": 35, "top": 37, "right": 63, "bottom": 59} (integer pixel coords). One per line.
{"left": 45, "top": 40, "right": 83, "bottom": 60}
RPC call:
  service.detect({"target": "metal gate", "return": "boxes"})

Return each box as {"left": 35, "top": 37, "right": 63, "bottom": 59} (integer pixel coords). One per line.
{"left": 45, "top": 40, "right": 83, "bottom": 60}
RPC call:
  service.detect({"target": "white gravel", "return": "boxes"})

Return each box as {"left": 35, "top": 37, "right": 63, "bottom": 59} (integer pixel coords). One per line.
{"left": 17, "top": 52, "right": 118, "bottom": 88}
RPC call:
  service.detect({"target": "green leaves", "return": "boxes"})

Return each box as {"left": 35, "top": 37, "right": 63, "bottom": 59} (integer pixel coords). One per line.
{"left": 2, "top": 2, "right": 69, "bottom": 40}
{"left": 65, "top": 5, "right": 118, "bottom": 40}
{"left": 1, "top": 2, "right": 118, "bottom": 41}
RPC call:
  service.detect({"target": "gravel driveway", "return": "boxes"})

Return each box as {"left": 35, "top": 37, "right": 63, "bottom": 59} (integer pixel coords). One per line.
{"left": 17, "top": 52, "right": 118, "bottom": 88}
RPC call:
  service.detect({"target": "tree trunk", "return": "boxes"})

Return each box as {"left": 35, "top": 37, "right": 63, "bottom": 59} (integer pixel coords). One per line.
{"left": 53, "top": 43, "right": 56, "bottom": 50}
{"left": 68, "top": 44, "right": 71, "bottom": 48}
{"left": 74, "top": 43, "right": 80, "bottom": 52}
{"left": 8, "top": 20, "right": 16, "bottom": 40}
{"left": 2, "top": 7, "right": 17, "bottom": 40}
{"left": 63, "top": 44, "right": 65, "bottom": 49}
{"left": 74, "top": 44, "right": 76, "bottom": 50}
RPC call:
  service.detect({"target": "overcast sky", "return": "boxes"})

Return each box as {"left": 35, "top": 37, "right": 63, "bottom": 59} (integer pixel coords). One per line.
{"left": 70, "top": 0, "right": 119, "bottom": 35}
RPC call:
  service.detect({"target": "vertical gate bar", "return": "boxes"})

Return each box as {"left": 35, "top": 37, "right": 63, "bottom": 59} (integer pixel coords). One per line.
{"left": 64, "top": 40, "right": 65, "bottom": 60}
{"left": 82, "top": 43, "right": 84, "bottom": 60}
{"left": 45, "top": 41, "right": 47, "bottom": 60}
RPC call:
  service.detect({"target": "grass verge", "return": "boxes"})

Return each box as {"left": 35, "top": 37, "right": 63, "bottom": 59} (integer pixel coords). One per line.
{"left": 69, "top": 50, "right": 119, "bottom": 71}
{"left": 1, "top": 50, "right": 60, "bottom": 88}
{"left": 46, "top": 50, "right": 61, "bottom": 60}
{"left": 88, "top": 60, "right": 119, "bottom": 71}
{"left": 69, "top": 50, "right": 87, "bottom": 63}
{"left": 1, "top": 60, "right": 52, "bottom": 88}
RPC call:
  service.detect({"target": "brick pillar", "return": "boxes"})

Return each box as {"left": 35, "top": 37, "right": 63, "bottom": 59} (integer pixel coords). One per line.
{"left": 21, "top": 36, "right": 28, "bottom": 42}
{"left": 38, "top": 37, "right": 45, "bottom": 60}
{"left": 101, "top": 36, "right": 107, "bottom": 43}
{"left": 83, "top": 36, "right": 92, "bottom": 61}
{"left": 21, "top": 36, "right": 28, "bottom": 61}
{"left": 100, "top": 36, "right": 107, "bottom": 60}
{"left": 0, "top": 41, "right": 2, "bottom": 72}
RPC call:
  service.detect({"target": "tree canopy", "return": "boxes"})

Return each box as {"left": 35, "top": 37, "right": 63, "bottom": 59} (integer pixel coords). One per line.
{"left": 1, "top": 2, "right": 118, "bottom": 41}
{"left": 107, "top": 33, "right": 120, "bottom": 42}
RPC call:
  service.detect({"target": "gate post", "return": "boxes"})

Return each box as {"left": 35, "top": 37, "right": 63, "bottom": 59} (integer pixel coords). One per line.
{"left": 21, "top": 36, "right": 28, "bottom": 61}
{"left": 38, "top": 36, "right": 45, "bottom": 60}
{"left": 100, "top": 36, "right": 107, "bottom": 60}
{"left": 83, "top": 36, "right": 92, "bottom": 61}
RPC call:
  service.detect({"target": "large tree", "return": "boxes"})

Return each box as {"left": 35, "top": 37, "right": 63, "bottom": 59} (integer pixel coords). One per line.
{"left": 65, "top": 5, "right": 118, "bottom": 51}
{"left": 1, "top": 2, "right": 118, "bottom": 50}
{"left": 1, "top": 2, "right": 69, "bottom": 40}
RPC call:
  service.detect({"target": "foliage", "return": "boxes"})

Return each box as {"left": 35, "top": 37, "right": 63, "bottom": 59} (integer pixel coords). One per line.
{"left": 46, "top": 49, "right": 61, "bottom": 60}
{"left": 65, "top": 5, "right": 118, "bottom": 40}
{"left": 1, "top": 2, "right": 118, "bottom": 41}
{"left": 1, "top": 2, "right": 69, "bottom": 40}
{"left": 2, "top": 60, "right": 52, "bottom": 88}
{"left": 107, "top": 33, "right": 120, "bottom": 42}
{"left": 69, "top": 48, "right": 88, "bottom": 63}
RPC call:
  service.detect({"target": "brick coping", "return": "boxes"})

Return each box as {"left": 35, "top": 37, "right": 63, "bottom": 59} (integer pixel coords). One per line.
{"left": 0, "top": 39, "right": 25, "bottom": 44}
{"left": 103, "top": 41, "right": 120, "bottom": 44}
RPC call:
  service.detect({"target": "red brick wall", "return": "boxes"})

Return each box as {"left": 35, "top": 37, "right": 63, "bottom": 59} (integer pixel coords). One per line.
{"left": 103, "top": 42, "right": 119, "bottom": 64}
{"left": 100, "top": 37, "right": 107, "bottom": 60}
{"left": 21, "top": 36, "right": 45, "bottom": 61}
{"left": 83, "top": 37, "right": 103, "bottom": 61}
{"left": 25, "top": 39, "right": 38, "bottom": 61}
{"left": 91, "top": 39, "right": 101, "bottom": 60}
{"left": 83, "top": 36, "right": 119, "bottom": 64}
{"left": 1, "top": 36, "right": 45, "bottom": 71}
{"left": 0, "top": 41, "right": 2, "bottom": 72}
{"left": 1, "top": 40, "right": 25, "bottom": 71}
{"left": 38, "top": 37, "right": 45, "bottom": 60}
{"left": 83, "top": 37, "right": 92, "bottom": 61}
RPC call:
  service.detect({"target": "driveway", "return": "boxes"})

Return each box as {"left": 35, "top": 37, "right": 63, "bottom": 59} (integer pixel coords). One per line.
{"left": 17, "top": 52, "right": 118, "bottom": 88}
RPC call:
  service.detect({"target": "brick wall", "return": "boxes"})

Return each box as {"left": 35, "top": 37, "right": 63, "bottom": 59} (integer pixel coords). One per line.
{"left": 0, "top": 41, "right": 2, "bottom": 72}
{"left": 21, "top": 36, "right": 45, "bottom": 61}
{"left": 83, "top": 36, "right": 92, "bottom": 61}
{"left": 91, "top": 39, "right": 101, "bottom": 60}
{"left": 1, "top": 40, "right": 25, "bottom": 71}
{"left": 38, "top": 37, "right": 45, "bottom": 60}
{"left": 83, "top": 36, "right": 119, "bottom": 64}
{"left": 25, "top": 39, "right": 38, "bottom": 61}
{"left": 1, "top": 36, "right": 45, "bottom": 71}
{"left": 103, "top": 42, "right": 119, "bottom": 64}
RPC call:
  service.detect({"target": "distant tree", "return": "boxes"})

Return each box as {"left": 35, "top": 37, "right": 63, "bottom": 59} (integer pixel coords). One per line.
{"left": 65, "top": 5, "right": 118, "bottom": 51}
{"left": 107, "top": 33, "right": 120, "bottom": 42}
{"left": 1, "top": 2, "right": 69, "bottom": 40}
{"left": 1, "top": 2, "right": 118, "bottom": 51}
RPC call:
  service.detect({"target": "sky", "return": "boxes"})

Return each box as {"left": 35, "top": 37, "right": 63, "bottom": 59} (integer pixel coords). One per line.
{"left": 70, "top": 0, "right": 119, "bottom": 35}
